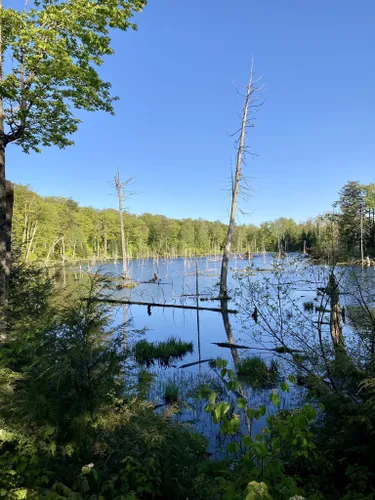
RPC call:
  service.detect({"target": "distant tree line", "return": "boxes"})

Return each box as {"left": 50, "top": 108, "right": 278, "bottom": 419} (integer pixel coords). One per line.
{"left": 12, "top": 182, "right": 375, "bottom": 263}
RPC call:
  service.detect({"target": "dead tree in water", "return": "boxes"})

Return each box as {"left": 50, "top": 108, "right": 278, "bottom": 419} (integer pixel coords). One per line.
{"left": 327, "top": 272, "right": 344, "bottom": 349}
{"left": 219, "top": 60, "right": 264, "bottom": 298}
{"left": 113, "top": 170, "right": 132, "bottom": 280}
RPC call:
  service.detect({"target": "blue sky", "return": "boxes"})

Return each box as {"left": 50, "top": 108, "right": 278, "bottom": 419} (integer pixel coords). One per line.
{"left": 7, "top": 0, "right": 375, "bottom": 225}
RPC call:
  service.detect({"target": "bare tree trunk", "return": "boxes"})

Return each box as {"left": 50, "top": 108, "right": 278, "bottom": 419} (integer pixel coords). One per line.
{"left": 360, "top": 210, "right": 364, "bottom": 266}
{"left": 25, "top": 221, "right": 38, "bottom": 263}
{"left": 328, "top": 272, "right": 344, "bottom": 349}
{"left": 61, "top": 236, "right": 66, "bottom": 264}
{"left": 104, "top": 234, "right": 107, "bottom": 259}
{"left": 220, "top": 63, "right": 258, "bottom": 298}
{"left": 114, "top": 170, "right": 129, "bottom": 280}
{"left": 22, "top": 205, "right": 28, "bottom": 247}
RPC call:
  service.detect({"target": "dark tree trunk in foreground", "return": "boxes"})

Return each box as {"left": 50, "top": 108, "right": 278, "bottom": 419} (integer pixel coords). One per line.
{"left": 0, "top": 143, "right": 13, "bottom": 305}
{"left": 0, "top": 2, "right": 14, "bottom": 305}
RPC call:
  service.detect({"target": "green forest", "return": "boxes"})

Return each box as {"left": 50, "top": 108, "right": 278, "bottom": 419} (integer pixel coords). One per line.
{"left": 12, "top": 181, "right": 375, "bottom": 263}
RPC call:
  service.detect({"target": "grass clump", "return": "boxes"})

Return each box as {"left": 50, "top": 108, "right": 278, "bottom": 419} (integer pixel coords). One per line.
{"left": 303, "top": 301, "right": 314, "bottom": 312}
{"left": 134, "top": 336, "right": 193, "bottom": 367}
{"left": 164, "top": 382, "right": 180, "bottom": 405}
{"left": 237, "top": 356, "right": 279, "bottom": 389}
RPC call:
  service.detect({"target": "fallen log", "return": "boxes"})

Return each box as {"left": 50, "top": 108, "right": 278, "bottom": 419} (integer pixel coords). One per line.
{"left": 92, "top": 297, "right": 238, "bottom": 314}
{"left": 179, "top": 358, "right": 212, "bottom": 369}
{"left": 213, "top": 342, "right": 302, "bottom": 353}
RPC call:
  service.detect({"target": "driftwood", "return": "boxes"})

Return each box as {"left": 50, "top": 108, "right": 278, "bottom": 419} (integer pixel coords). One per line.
{"left": 179, "top": 358, "right": 212, "bottom": 369}
{"left": 213, "top": 342, "right": 302, "bottom": 353}
{"left": 93, "top": 297, "right": 238, "bottom": 314}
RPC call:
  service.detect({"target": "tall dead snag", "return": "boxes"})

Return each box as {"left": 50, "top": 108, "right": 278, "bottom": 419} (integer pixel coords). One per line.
{"left": 219, "top": 61, "right": 263, "bottom": 298}
{"left": 114, "top": 170, "right": 132, "bottom": 280}
{"left": 327, "top": 272, "right": 344, "bottom": 349}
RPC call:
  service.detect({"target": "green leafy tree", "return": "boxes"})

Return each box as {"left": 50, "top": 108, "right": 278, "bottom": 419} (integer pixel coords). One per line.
{"left": 336, "top": 181, "right": 366, "bottom": 256}
{"left": 0, "top": 0, "right": 146, "bottom": 297}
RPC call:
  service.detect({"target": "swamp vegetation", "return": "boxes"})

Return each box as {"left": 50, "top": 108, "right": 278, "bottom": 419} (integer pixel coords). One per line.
{"left": 1, "top": 255, "right": 375, "bottom": 499}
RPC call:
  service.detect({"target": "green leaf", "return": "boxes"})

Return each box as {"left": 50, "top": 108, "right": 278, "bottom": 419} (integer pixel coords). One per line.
{"left": 288, "top": 374, "right": 297, "bottom": 384}
{"left": 208, "top": 392, "right": 217, "bottom": 404}
{"left": 216, "top": 358, "right": 228, "bottom": 369}
{"left": 259, "top": 405, "right": 266, "bottom": 416}
{"left": 243, "top": 435, "right": 253, "bottom": 447}
{"left": 270, "top": 390, "right": 280, "bottom": 407}
{"left": 246, "top": 481, "right": 271, "bottom": 500}
{"left": 246, "top": 408, "right": 255, "bottom": 419}
{"left": 238, "top": 396, "right": 247, "bottom": 409}
{"left": 280, "top": 381, "right": 289, "bottom": 392}
{"left": 228, "top": 414, "right": 241, "bottom": 434}
{"left": 198, "top": 386, "right": 209, "bottom": 399}
{"left": 221, "top": 368, "right": 227, "bottom": 378}
{"left": 227, "top": 441, "right": 240, "bottom": 453}
{"left": 271, "top": 437, "right": 281, "bottom": 452}
{"left": 13, "top": 490, "right": 28, "bottom": 500}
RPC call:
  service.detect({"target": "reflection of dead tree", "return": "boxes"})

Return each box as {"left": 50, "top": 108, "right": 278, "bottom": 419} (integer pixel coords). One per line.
{"left": 220, "top": 300, "right": 251, "bottom": 434}
{"left": 220, "top": 60, "right": 264, "bottom": 299}
{"left": 123, "top": 303, "right": 127, "bottom": 346}
{"left": 221, "top": 301, "right": 240, "bottom": 366}
{"left": 195, "top": 260, "right": 202, "bottom": 365}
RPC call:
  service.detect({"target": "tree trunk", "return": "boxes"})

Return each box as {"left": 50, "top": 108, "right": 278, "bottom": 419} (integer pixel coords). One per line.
{"left": 115, "top": 170, "right": 128, "bottom": 279}
{"left": 220, "top": 299, "right": 251, "bottom": 435}
{"left": 360, "top": 210, "right": 364, "bottom": 265}
{"left": 104, "top": 234, "right": 107, "bottom": 259}
{"left": 328, "top": 272, "right": 344, "bottom": 349}
{"left": 0, "top": 141, "right": 12, "bottom": 303}
{"left": 61, "top": 236, "right": 66, "bottom": 264}
{"left": 25, "top": 221, "right": 37, "bottom": 263}
{"left": 220, "top": 65, "right": 255, "bottom": 298}
{"left": 0, "top": 0, "right": 9, "bottom": 307}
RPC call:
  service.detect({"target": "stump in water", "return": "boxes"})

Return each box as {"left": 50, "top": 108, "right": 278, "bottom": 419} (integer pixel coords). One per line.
{"left": 327, "top": 272, "right": 344, "bottom": 349}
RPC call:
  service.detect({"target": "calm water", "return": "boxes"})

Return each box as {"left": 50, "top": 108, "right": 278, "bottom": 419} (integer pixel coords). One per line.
{"left": 65, "top": 254, "right": 373, "bottom": 454}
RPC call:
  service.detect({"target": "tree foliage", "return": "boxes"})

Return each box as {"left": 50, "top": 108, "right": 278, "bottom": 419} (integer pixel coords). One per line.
{"left": 0, "top": 0, "right": 145, "bottom": 151}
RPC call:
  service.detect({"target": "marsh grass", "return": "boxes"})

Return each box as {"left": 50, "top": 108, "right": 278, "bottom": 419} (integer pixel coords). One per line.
{"left": 134, "top": 336, "right": 193, "bottom": 367}
{"left": 164, "top": 382, "right": 180, "bottom": 405}
{"left": 237, "top": 356, "right": 279, "bottom": 389}
{"left": 303, "top": 301, "right": 314, "bottom": 312}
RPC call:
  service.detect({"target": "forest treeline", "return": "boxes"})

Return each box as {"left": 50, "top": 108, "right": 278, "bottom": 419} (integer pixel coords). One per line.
{"left": 13, "top": 181, "right": 375, "bottom": 263}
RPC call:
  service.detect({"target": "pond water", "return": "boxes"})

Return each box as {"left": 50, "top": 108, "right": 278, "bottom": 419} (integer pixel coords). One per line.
{"left": 64, "top": 254, "right": 372, "bottom": 455}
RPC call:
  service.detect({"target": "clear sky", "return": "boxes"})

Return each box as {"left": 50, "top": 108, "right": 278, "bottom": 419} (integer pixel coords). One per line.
{"left": 7, "top": 0, "right": 375, "bottom": 225}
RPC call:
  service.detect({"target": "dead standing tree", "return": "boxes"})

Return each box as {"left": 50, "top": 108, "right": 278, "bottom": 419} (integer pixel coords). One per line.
{"left": 113, "top": 170, "right": 132, "bottom": 281}
{"left": 219, "top": 61, "right": 264, "bottom": 299}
